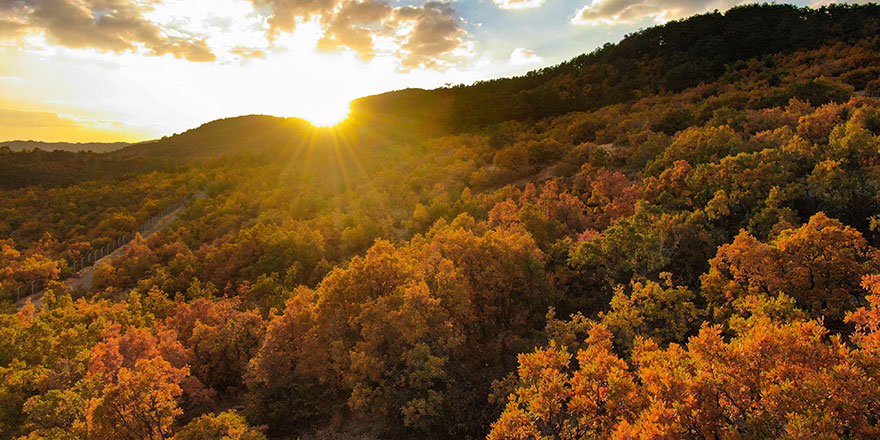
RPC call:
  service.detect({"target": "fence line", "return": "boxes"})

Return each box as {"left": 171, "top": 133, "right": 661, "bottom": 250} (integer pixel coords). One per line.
{"left": 5, "top": 194, "right": 192, "bottom": 302}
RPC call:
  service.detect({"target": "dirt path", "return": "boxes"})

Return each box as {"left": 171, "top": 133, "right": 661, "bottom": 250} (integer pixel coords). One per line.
{"left": 16, "top": 191, "right": 204, "bottom": 310}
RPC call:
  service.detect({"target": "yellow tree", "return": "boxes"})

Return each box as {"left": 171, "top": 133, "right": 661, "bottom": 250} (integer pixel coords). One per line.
{"left": 92, "top": 357, "right": 186, "bottom": 440}
{"left": 174, "top": 411, "right": 266, "bottom": 440}
{"left": 488, "top": 325, "right": 641, "bottom": 440}
{"left": 702, "top": 212, "right": 878, "bottom": 323}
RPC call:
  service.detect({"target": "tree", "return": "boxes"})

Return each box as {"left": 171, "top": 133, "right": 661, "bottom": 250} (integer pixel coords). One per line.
{"left": 488, "top": 325, "right": 640, "bottom": 440}
{"left": 702, "top": 212, "right": 878, "bottom": 324}
{"left": 647, "top": 125, "right": 745, "bottom": 174}
{"left": 174, "top": 411, "right": 266, "bottom": 440}
{"left": 91, "top": 357, "right": 185, "bottom": 440}
{"left": 244, "top": 289, "right": 337, "bottom": 435}
{"left": 627, "top": 294, "right": 880, "bottom": 438}
{"left": 419, "top": 226, "right": 553, "bottom": 371}
{"left": 87, "top": 326, "right": 209, "bottom": 438}
{"left": 166, "top": 298, "right": 265, "bottom": 393}
{"left": 491, "top": 292, "right": 880, "bottom": 439}
{"left": 20, "top": 378, "right": 101, "bottom": 440}
{"left": 601, "top": 274, "right": 703, "bottom": 350}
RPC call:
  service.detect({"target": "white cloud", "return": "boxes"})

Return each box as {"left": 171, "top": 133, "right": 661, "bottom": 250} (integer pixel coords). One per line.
{"left": 252, "top": 0, "right": 474, "bottom": 71}
{"left": 493, "top": 0, "right": 546, "bottom": 10}
{"left": 0, "top": 0, "right": 216, "bottom": 61}
{"left": 509, "top": 47, "right": 541, "bottom": 65}
{"left": 0, "top": 0, "right": 474, "bottom": 70}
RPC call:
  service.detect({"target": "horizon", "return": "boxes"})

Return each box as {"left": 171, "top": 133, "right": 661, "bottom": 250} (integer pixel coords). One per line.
{"left": 0, "top": 0, "right": 832, "bottom": 143}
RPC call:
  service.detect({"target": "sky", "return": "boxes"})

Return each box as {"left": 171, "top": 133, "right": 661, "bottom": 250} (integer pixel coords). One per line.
{"left": 0, "top": 0, "right": 831, "bottom": 142}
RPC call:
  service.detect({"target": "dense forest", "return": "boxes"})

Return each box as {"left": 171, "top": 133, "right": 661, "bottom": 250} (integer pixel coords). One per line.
{"left": 3, "top": 3, "right": 880, "bottom": 439}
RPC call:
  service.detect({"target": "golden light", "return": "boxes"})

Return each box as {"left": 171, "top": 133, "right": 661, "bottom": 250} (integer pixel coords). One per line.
{"left": 0, "top": 0, "right": 498, "bottom": 142}
{"left": 299, "top": 103, "right": 352, "bottom": 127}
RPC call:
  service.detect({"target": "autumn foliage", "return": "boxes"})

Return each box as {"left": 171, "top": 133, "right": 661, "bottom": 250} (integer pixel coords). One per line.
{"left": 490, "top": 291, "right": 880, "bottom": 439}
{"left": 3, "top": 4, "right": 880, "bottom": 439}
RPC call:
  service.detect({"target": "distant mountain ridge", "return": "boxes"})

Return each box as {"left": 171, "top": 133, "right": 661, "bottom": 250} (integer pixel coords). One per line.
{"left": 0, "top": 140, "right": 131, "bottom": 153}
{"left": 114, "top": 115, "right": 318, "bottom": 158}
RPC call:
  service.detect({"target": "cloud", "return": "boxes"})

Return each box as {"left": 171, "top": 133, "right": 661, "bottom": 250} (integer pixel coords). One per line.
{"left": 0, "top": 0, "right": 216, "bottom": 61}
{"left": 0, "top": 17, "right": 28, "bottom": 38}
{"left": 250, "top": 0, "right": 337, "bottom": 36}
{"left": 0, "top": 0, "right": 472, "bottom": 68}
{"left": 572, "top": 0, "right": 741, "bottom": 25}
{"left": 493, "top": 0, "right": 545, "bottom": 10}
{"left": 0, "top": 108, "right": 80, "bottom": 127}
{"left": 509, "top": 47, "right": 541, "bottom": 65}
{"left": 252, "top": 0, "right": 472, "bottom": 70}
{"left": 394, "top": 2, "right": 470, "bottom": 70}
{"left": 231, "top": 46, "right": 266, "bottom": 59}
{"left": 316, "top": 0, "right": 394, "bottom": 60}
{"left": 0, "top": 108, "right": 149, "bottom": 142}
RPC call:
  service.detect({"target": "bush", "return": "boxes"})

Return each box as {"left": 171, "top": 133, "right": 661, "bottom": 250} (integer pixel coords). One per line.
{"left": 787, "top": 77, "right": 854, "bottom": 106}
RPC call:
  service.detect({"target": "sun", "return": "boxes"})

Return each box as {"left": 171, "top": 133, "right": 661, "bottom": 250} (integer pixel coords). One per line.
{"left": 299, "top": 102, "right": 352, "bottom": 127}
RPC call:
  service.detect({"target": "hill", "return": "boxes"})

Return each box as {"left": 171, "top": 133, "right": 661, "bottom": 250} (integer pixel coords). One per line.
{"left": 121, "top": 3, "right": 880, "bottom": 160}
{"left": 351, "top": 3, "right": 880, "bottom": 131}
{"left": 0, "top": 148, "right": 178, "bottom": 189}
{"left": 0, "top": 140, "right": 131, "bottom": 153}
{"left": 115, "top": 115, "right": 316, "bottom": 158}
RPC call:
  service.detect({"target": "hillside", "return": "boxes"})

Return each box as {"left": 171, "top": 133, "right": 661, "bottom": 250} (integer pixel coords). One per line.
{"left": 115, "top": 115, "right": 316, "bottom": 158}
{"left": 350, "top": 3, "right": 880, "bottom": 131}
{"left": 2, "top": 4, "right": 880, "bottom": 440}
{"left": 0, "top": 148, "right": 178, "bottom": 189}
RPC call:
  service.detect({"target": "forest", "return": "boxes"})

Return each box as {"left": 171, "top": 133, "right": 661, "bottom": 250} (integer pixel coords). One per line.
{"left": 2, "top": 3, "right": 880, "bottom": 439}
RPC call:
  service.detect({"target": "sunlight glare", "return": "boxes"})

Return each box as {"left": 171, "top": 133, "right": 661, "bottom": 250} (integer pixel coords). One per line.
{"left": 299, "top": 102, "right": 351, "bottom": 127}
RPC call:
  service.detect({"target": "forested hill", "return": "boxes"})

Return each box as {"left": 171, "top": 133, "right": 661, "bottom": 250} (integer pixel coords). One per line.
{"left": 115, "top": 115, "right": 316, "bottom": 158}
{"left": 121, "top": 3, "right": 880, "bottom": 160}
{"left": 350, "top": 3, "right": 880, "bottom": 132}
